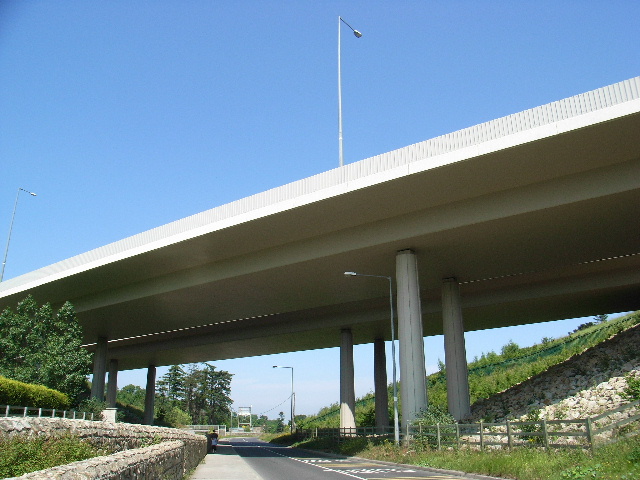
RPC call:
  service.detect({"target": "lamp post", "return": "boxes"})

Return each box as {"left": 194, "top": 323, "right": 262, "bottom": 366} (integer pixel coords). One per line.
{"left": 273, "top": 365, "right": 295, "bottom": 432}
{"left": 344, "top": 271, "right": 400, "bottom": 445}
{"left": 1, "top": 187, "right": 37, "bottom": 282}
{"left": 338, "top": 16, "right": 362, "bottom": 167}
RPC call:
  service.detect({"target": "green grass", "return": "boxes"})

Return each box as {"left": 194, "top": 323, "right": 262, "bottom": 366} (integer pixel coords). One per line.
{"left": 288, "top": 434, "right": 640, "bottom": 480}
{"left": 0, "top": 435, "right": 112, "bottom": 478}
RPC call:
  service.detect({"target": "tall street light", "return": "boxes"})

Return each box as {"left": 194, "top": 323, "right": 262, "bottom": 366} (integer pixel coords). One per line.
{"left": 344, "top": 271, "right": 400, "bottom": 445}
{"left": 338, "top": 16, "right": 362, "bottom": 167}
{"left": 1, "top": 187, "right": 37, "bottom": 282}
{"left": 273, "top": 365, "right": 295, "bottom": 432}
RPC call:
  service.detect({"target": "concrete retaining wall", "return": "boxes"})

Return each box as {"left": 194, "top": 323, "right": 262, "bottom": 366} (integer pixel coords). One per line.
{"left": 0, "top": 417, "right": 207, "bottom": 479}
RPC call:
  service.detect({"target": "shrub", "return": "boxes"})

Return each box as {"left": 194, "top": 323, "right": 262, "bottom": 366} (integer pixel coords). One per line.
{"left": 622, "top": 374, "right": 640, "bottom": 402}
{"left": 0, "top": 376, "right": 70, "bottom": 410}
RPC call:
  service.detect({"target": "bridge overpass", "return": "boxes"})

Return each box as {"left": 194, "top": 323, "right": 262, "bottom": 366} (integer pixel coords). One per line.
{"left": 1, "top": 76, "right": 639, "bottom": 426}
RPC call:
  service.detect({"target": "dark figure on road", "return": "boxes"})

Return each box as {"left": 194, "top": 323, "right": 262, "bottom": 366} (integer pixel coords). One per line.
{"left": 210, "top": 430, "right": 219, "bottom": 453}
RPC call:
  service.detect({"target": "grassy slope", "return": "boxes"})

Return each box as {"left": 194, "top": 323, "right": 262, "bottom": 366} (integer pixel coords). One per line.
{"left": 299, "top": 312, "right": 640, "bottom": 429}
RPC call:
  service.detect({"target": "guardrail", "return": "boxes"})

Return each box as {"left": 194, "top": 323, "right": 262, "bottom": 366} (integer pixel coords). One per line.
{"left": 2, "top": 404, "right": 96, "bottom": 421}
{"left": 301, "top": 400, "right": 640, "bottom": 450}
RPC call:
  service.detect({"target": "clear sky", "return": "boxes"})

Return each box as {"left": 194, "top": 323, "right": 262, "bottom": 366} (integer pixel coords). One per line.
{"left": 1, "top": 1, "right": 638, "bottom": 420}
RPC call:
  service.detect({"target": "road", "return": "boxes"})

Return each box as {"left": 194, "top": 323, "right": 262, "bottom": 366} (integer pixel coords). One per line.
{"left": 203, "top": 437, "right": 502, "bottom": 480}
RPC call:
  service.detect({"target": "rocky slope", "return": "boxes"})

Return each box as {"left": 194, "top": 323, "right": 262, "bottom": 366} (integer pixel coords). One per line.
{"left": 468, "top": 321, "right": 640, "bottom": 424}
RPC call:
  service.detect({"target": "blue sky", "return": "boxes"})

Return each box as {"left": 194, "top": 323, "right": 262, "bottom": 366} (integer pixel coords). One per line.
{"left": 1, "top": 1, "right": 638, "bottom": 419}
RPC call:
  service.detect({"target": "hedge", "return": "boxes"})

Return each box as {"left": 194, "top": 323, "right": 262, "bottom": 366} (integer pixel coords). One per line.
{"left": 0, "top": 376, "right": 70, "bottom": 410}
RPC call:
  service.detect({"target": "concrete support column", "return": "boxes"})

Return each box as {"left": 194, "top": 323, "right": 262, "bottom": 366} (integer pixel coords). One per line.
{"left": 442, "top": 278, "right": 471, "bottom": 420}
{"left": 106, "top": 359, "right": 119, "bottom": 408}
{"left": 143, "top": 365, "right": 156, "bottom": 425}
{"left": 396, "top": 249, "right": 428, "bottom": 429}
{"left": 374, "top": 338, "right": 390, "bottom": 432}
{"left": 90, "top": 336, "right": 108, "bottom": 400}
{"left": 340, "top": 328, "right": 356, "bottom": 433}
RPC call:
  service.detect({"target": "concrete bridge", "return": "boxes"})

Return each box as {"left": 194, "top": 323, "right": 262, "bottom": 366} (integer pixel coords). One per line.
{"left": 1, "top": 76, "right": 639, "bottom": 428}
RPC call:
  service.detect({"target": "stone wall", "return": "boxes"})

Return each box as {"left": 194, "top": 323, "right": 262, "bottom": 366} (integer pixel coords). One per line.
{"left": 0, "top": 418, "right": 207, "bottom": 479}
{"left": 468, "top": 322, "right": 640, "bottom": 424}
{"left": 8, "top": 441, "right": 186, "bottom": 480}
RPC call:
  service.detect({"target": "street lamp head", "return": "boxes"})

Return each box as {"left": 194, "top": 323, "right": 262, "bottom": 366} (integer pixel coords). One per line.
{"left": 353, "top": 30, "right": 362, "bottom": 38}
{"left": 29, "top": 192, "right": 37, "bottom": 196}
{"left": 344, "top": 271, "right": 358, "bottom": 277}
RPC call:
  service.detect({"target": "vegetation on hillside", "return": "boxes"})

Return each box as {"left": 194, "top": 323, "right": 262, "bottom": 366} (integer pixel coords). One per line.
{"left": 298, "top": 312, "right": 640, "bottom": 429}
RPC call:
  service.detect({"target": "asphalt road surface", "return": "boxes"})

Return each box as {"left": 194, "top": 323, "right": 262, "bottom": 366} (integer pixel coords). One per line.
{"left": 225, "top": 437, "right": 501, "bottom": 480}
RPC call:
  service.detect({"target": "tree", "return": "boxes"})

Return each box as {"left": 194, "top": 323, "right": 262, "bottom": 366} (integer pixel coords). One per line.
{"left": 116, "top": 384, "right": 146, "bottom": 407}
{"left": 0, "top": 296, "right": 92, "bottom": 406}
{"left": 594, "top": 314, "right": 609, "bottom": 323}
{"left": 157, "top": 363, "right": 233, "bottom": 426}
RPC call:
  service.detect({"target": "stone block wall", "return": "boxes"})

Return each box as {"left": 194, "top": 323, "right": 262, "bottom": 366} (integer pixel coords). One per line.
{"left": 0, "top": 418, "right": 207, "bottom": 479}
{"left": 8, "top": 441, "right": 186, "bottom": 480}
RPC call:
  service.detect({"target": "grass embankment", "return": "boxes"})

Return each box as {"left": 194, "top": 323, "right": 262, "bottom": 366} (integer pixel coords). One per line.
{"left": 301, "top": 313, "right": 640, "bottom": 429}
{"left": 268, "top": 433, "right": 640, "bottom": 480}
{"left": 0, "top": 435, "right": 112, "bottom": 478}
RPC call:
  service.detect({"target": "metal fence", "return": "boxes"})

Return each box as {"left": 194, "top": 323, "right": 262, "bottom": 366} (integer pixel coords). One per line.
{"left": 2, "top": 404, "right": 96, "bottom": 421}
{"left": 301, "top": 400, "right": 640, "bottom": 451}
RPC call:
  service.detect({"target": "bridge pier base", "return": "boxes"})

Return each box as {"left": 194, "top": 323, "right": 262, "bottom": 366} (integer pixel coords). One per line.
{"left": 340, "top": 328, "right": 356, "bottom": 433}
{"left": 442, "top": 278, "right": 471, "bottom": 420}
{"left": 396, "top": 249, "right": 428, "bottom": 430}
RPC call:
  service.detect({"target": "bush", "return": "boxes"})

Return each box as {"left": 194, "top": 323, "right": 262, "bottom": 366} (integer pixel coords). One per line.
{"left": 0, "top": 376, "right": 70, "bottom": 410}
{"left": 77, "top": 397, "right": 106, "bottom": 421}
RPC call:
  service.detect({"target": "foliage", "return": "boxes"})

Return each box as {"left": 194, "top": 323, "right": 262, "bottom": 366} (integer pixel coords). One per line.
{"left": 117, "top": 363, "right": 233, "bottom": 426}
{"left": 0, "top": 296, "right": 92, "bottom": 405}
{"left": 356, "top": 404, "right": 376, "bottom": 427}
{"left": 0, "top": 435, "right": 111, "bottom": 478}
{"left": 573, "top": 322, "right": 596, "bottom": 333}
{"left": 77, "top": 397, "right": 106, "bottom": 421}
{"left": 520, "top": 408, "right": 544, "bottom": 444}
{"left": 594, "top": 314, "right": 609, "bottom": 324}
{"left": 414, "top": 404, "right": 456, "bottom": 426}
{"left": 622, "top": 374, "right": 640, "bottom": 402}
{"left": 116, "top": 384, "right": 146, "bottom": 407}
{"left": 412, "top": 405, "right": 457, "bottom": 449}
{"left": 560, "top": 464, "right": 603, "bottom": 479}
{"left": 500, "top": 340, "right": 521, "bottom": 358}
{"left": 0, "top": 375, "right": 70, "bottom": 409}
{"left": 163, "top": 406, "right": 192, "bottom": 427}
